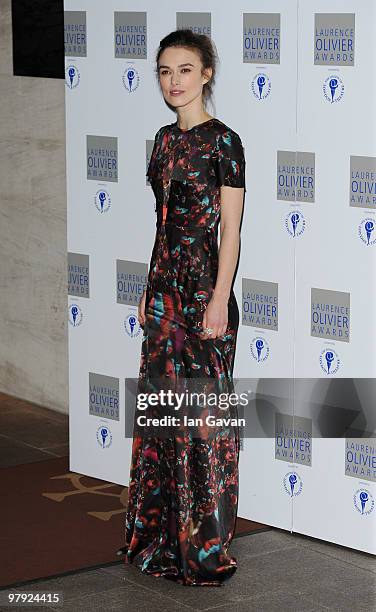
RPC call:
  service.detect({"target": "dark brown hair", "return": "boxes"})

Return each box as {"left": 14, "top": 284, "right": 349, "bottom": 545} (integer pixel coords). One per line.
{"left": 155, "top": 29, "right": 218, "bottom": 108}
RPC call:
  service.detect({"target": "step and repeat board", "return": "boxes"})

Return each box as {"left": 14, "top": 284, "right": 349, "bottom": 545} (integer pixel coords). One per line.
{"left": 64, "top": 0, "right": 376, "bottom": 554}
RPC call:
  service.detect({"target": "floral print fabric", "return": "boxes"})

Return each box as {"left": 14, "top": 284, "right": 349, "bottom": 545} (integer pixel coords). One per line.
{"left": 122, "top": 118, "right": 246, "bottom": 586}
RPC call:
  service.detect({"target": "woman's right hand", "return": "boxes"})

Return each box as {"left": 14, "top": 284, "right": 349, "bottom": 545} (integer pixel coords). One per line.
{"left": 138, "top": 289, "right": 147, "bottom": 328}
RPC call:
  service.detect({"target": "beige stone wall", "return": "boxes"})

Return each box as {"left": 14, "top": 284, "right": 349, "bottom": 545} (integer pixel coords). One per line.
{"left": 0, "top": 0, "right": 68, "bottom": 413}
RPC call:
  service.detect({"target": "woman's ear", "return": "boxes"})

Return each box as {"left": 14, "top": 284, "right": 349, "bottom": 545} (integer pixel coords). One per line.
{"left": 202, "top": 66, "right": 213, "bottom": 85}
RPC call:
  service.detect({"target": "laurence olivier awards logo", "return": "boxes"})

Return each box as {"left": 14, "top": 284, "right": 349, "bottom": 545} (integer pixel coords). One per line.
{"left": 242, "top": 278, "right": 278, "bottom": 332}
{"left": 87, "top": 136, "right": 118, "bottom": 183}
{"left": 353, "top": 489, "right": 375, "bottom": 516}
{"left": 94, "top": 188, "right": 111, "bottom": 214}
{"left": 319, "top": 347, "right": 341, "bottom": 375}
{"left": 114, "top": 12, "right": 147, "bottom": 59}
{"left": 65, "top": 65, "right": 80, "bottom": 89}
{"left": 68, "top": 303, "right": 83, "bottom": 327}
{"left": 275, "top": 414, "right": 312, "bottom": 467}
{"left": 64, "top": 11, "right": 87, "bottom": 58}
{"left": 277, "top": 151, "right": 315, "bottom": 204}
{"left": 89, "top": 373, "right": 119, "bottom": 421}
{"left": 314, "top": 13, "right": 355, "bottom": 66}
{"left": 250, "top": 336, "right": 270, "bottom": 362}
{"left": 345, "top": 438, "right": 376, "bottom": 483}
{"left": 285, "top": 210, "right": 306, "bottom": 237}
{"left": 122, "top": 66, "right": 140, "bottom": 93}
{"left": 350, "top": 156, "right": 376, "bottom": 210}
{"left": 243, "top": 13, "right": 280, "bottom": 64}
{"left": 311, "top": 288, "right": 350, "bottom": 342}
{"left": 96, "top": 425, "right": 113, "bottom": 449}
{"left": 358, "top": 218, "right": 376, "bottom": 246}
{"left": 117, "top": 260, "right": 148, "bottom": 306}
{"left": 250, "top": 73, "right": 271, "bottom": 100}
{"left": 124, "top": 313, "right": 142, "bottom": 338}
{"left": 283, "top": 471, "right": 303, "bottom": 497}
{"left": 323, "top": 75, "right": 344, "bottom": 103}
{"left": 68, "top": 253, "right": 90, "bottom": 298}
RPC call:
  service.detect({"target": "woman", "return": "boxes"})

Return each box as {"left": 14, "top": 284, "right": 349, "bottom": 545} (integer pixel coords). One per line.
{"left": 118, "top": 29, "right": 246, "bottom": 586}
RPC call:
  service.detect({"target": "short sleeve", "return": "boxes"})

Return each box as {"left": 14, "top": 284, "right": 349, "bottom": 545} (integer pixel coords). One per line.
{"left": 214, "top": 130, "right": 246, "bottom": 191}
{"left": 146, "top": 127, "right": 165, "bottom": 180}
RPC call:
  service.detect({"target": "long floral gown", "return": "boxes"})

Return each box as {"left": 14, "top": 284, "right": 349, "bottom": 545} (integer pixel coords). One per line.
{"left": 122, "top": 117, "right": 246, "bottom": 586}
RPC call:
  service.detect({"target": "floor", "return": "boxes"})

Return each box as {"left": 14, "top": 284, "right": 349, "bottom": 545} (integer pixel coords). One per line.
{"left": 1, "top": 392, "right": 375, "bottom": 611}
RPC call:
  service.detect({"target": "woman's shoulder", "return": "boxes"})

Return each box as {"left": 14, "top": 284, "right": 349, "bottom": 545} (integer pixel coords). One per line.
{"left": 212, "top": 119, "right": 243, "bottom": 144}
{"left": 210, "top": 120, "right": 245, "bottom": 160}
{"left": 212, "top": 117, "right": 240, "bottom": 133}
{"left": 153, "top": 124, "right": 169, "bottom": 140}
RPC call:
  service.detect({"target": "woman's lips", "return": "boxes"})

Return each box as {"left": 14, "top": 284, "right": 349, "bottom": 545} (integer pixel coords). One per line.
{"left": 170, "top": 90, "right": 184, "bottom": 96}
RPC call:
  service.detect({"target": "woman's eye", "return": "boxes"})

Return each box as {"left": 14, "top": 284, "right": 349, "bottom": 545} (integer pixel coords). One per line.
{"left": 159, "top": 68, "right": 190, "bottom": 75}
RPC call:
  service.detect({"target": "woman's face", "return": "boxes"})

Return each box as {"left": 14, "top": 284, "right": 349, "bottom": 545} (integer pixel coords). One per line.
{"left": 157, "top": 46, "right": 211, "bottom": 109}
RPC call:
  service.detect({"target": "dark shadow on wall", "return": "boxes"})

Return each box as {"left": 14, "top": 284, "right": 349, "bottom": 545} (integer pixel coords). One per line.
{"left": 12, "top": 0, "right": 64, "bottom": 78}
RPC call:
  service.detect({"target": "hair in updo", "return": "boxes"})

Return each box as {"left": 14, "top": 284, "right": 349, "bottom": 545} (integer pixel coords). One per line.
{"left": 155, "top": 29, "right": 218, "bottom": 109}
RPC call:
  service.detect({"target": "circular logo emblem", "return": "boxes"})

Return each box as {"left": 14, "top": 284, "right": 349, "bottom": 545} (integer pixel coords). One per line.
{"left": 251, "top": 73, "right": 271, "bottom": 100}
{"left": 323, "top": 75, "right": 345, "bottom": 103}
{"left": 319, "top": 348, "right": 341, "bottom": 375}
{"left": 124, "top": 313, "right": 142, "bottom": 338}
{"left": 285, "top": 210, "right": 306, "bottom": 237}
{"left": 94, "top": 189, "right": 111, "bottom": 214}
{"left": 358, "top": 218, "right": 376, "bottom": 246}
{"left": 122, "top": 66, "right": 140, "bottom": 93}
{"left": 69, "top": 303, "right": 83, "bottom": 327}
{"left": 353, "top": 488, "right": 375, "bottom": 516}
{"left": 96, "top": 425, "right": 113, "bottom": 449}
{"left": 283, "top": 471, "right": 303, "bottom": 497}
{"left": 250, "top": 336, "right": 270, "bottom": 362}
{"left": 65, "top": 64, "right": 80, "bottom": 89}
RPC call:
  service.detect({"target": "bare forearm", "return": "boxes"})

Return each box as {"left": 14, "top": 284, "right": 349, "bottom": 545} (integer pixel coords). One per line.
{"left": 213, "top": 226, "right": 240, "bottom": 301}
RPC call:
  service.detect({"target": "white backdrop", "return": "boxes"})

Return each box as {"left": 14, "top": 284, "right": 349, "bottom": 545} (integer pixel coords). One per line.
{"left": 64, "top": 0, "right": 376, "bottom": 555}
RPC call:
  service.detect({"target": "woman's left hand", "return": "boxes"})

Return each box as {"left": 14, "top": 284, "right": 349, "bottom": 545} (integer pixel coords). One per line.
{"left": 200, "top": 294, "right": 228, "bottom": 340}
